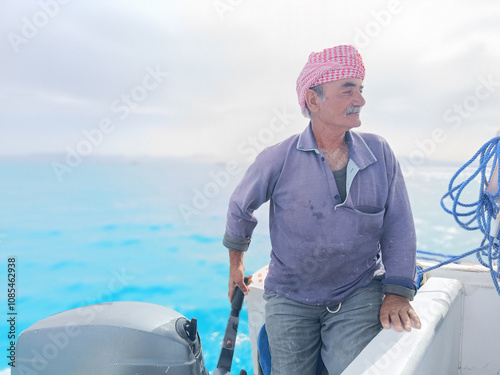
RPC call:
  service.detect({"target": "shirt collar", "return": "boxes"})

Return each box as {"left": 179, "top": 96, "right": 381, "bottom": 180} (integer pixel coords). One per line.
{"left": 296, "top": 122, "right": 320, "bottom": 153}
{"left": 296, "top": 123, "right": 377, "bottom": 170}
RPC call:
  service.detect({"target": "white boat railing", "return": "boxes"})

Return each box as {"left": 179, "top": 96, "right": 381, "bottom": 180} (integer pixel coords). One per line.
{"left": 343, "top": 277, "right": 463, "bottom": 375}
{"left": 246, "top": 261, "right": 500, "bottom": 375}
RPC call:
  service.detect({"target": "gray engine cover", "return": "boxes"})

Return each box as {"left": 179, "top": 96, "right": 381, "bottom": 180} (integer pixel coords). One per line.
{"left": 13, "top": 301, "right": 208, "bottom": 375}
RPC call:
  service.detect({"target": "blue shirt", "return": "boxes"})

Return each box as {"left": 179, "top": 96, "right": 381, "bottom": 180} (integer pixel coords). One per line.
{"left": 223, "top": 124, "right": 417, "bottom": 306}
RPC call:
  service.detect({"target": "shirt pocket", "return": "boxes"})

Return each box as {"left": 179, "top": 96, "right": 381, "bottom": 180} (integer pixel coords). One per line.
{"left": 335, "top": 206, "right": 386, "bottom": 250}
{"left": 351, "top": 206, "right": 385, "bottom": 234}
{"left": 354, "top": 205, "right": 385, "bottom": 215}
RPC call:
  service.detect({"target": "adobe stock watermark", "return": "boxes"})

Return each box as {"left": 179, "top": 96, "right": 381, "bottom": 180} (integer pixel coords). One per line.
{"left": 354, "top": 0, "right": 403, "bottom": 49}
{"left": 7, "top": 0, "right": 72, "bottom": 54}
{"left": 51, "top": 64, "right": 168, "bottom": 182}
{"left": 178, "top": 107, "right": 297, "bottom": 223}
{"left": 400, "top": 74, "right": 499, "bottom": 176}
{"left": 78, "top": 267, "right": 135, "bottom": 315}
{"left": 213, "top": 0, "right": 245, "bottom": 20}
{"left": 13, "top": 267, "right": 135, "bottom": 374}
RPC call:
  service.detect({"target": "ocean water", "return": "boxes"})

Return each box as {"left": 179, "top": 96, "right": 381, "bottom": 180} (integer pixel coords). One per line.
{"left": 0, "top": 157, "right": 486, "bottom": 374}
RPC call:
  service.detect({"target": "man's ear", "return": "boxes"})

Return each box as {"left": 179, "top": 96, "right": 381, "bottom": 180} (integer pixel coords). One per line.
{"left": 305, "top": 89, "right": 320, "bottom": 114}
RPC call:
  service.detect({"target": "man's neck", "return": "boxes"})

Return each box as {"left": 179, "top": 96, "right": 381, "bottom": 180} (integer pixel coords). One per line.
{"left": 311, "top": 121, "right": 350, "bottom": 171}
{"left": 311, "top": 121, "right": 348, "bottom": 152}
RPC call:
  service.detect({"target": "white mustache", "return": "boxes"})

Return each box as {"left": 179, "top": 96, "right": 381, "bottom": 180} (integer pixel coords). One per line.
{"left": 344, "top": 107, "right": 361, "bottom": 116}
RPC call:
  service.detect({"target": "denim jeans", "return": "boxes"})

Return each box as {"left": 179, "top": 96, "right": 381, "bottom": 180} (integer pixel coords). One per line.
{"left": 264, "top": 278, "right": 383, "bottom": 375}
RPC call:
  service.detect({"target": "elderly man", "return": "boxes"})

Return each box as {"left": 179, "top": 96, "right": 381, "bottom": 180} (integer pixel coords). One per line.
{"left": 223, "top": 45, "right": 421, "bottom": 375}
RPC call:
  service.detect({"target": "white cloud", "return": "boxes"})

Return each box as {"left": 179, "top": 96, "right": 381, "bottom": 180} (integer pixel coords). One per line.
{"left": 0, "top": 0, "right": 499, "bottom": 163}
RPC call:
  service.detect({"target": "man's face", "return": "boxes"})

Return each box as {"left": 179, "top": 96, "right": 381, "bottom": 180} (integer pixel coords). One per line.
{"left": 314, "top": 78, "right": 365, "bottom": 130}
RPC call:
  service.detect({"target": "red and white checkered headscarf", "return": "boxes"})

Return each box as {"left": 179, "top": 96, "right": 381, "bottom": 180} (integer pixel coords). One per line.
{"left": 296, "top": 45, "right": 365, "bottom": 117}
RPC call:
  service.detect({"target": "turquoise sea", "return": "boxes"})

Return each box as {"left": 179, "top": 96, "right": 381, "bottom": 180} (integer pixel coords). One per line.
{"left": 0, "top": 157, "right": 485, "bottom": 374}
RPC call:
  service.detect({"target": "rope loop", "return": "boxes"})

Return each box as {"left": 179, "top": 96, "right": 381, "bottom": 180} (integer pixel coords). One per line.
{"left": 423, "top": 136, "right": 500, "bottom": 295}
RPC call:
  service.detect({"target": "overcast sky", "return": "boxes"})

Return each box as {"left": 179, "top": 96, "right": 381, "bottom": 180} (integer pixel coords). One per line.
{"left": 1, "top": 0, "right": 499, "bottom": 164}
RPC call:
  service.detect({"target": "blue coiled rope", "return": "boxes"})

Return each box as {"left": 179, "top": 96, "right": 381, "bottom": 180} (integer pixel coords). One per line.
{"left": 418, "top": 136, "right": 500, "bottom": 295}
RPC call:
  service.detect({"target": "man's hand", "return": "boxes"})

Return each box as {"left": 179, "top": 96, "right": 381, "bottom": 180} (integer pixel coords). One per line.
{"left": 228, "top": 250, "right": 252, "bottom": 301}
{"left": 379, "top": 294, "right": 421, "bottom": 332}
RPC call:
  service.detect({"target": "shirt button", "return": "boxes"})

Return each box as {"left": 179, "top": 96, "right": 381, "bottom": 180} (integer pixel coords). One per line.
{"left": 321, "top": 157, "right": 325, "bottom": 161}
{"left": 334, "top": 195, "right": 340, "bottom": 199}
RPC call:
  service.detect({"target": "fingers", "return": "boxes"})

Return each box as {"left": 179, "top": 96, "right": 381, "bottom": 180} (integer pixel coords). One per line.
{"left": 380, "top": 311, "right": 391, "bottom": 330}
{"left": 236, "top": 278, "right": 249, "bottom": 296}
{"left": 237, "top": 275, "right": 253, "bottom": 297}
{"left": 390, "top": 311, "right": 405, "bottom": 332}
{"left": 380, "top": 310, "right": 408, "bottom": 332}
{"left": 408, "top": 308, "right": 422, "bottom": 329}
{"left": 397, "top": 307, "right": 421, "bottom": 331}
{"left": 382, "top": 310, "right": 416, "bottom": 332}
{"left": 228, "top": 274, "right": 252, "bottom": 302}
{"left": 380, "top": 295, "right": 421, "bottom": 331}
{"left": 399, "top": 311, "right": 412, "bottom": 332}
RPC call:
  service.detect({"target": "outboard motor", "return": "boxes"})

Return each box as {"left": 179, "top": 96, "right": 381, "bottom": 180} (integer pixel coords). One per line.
{"left": 13, "top": 301, "right": 208, "bottom": 375}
